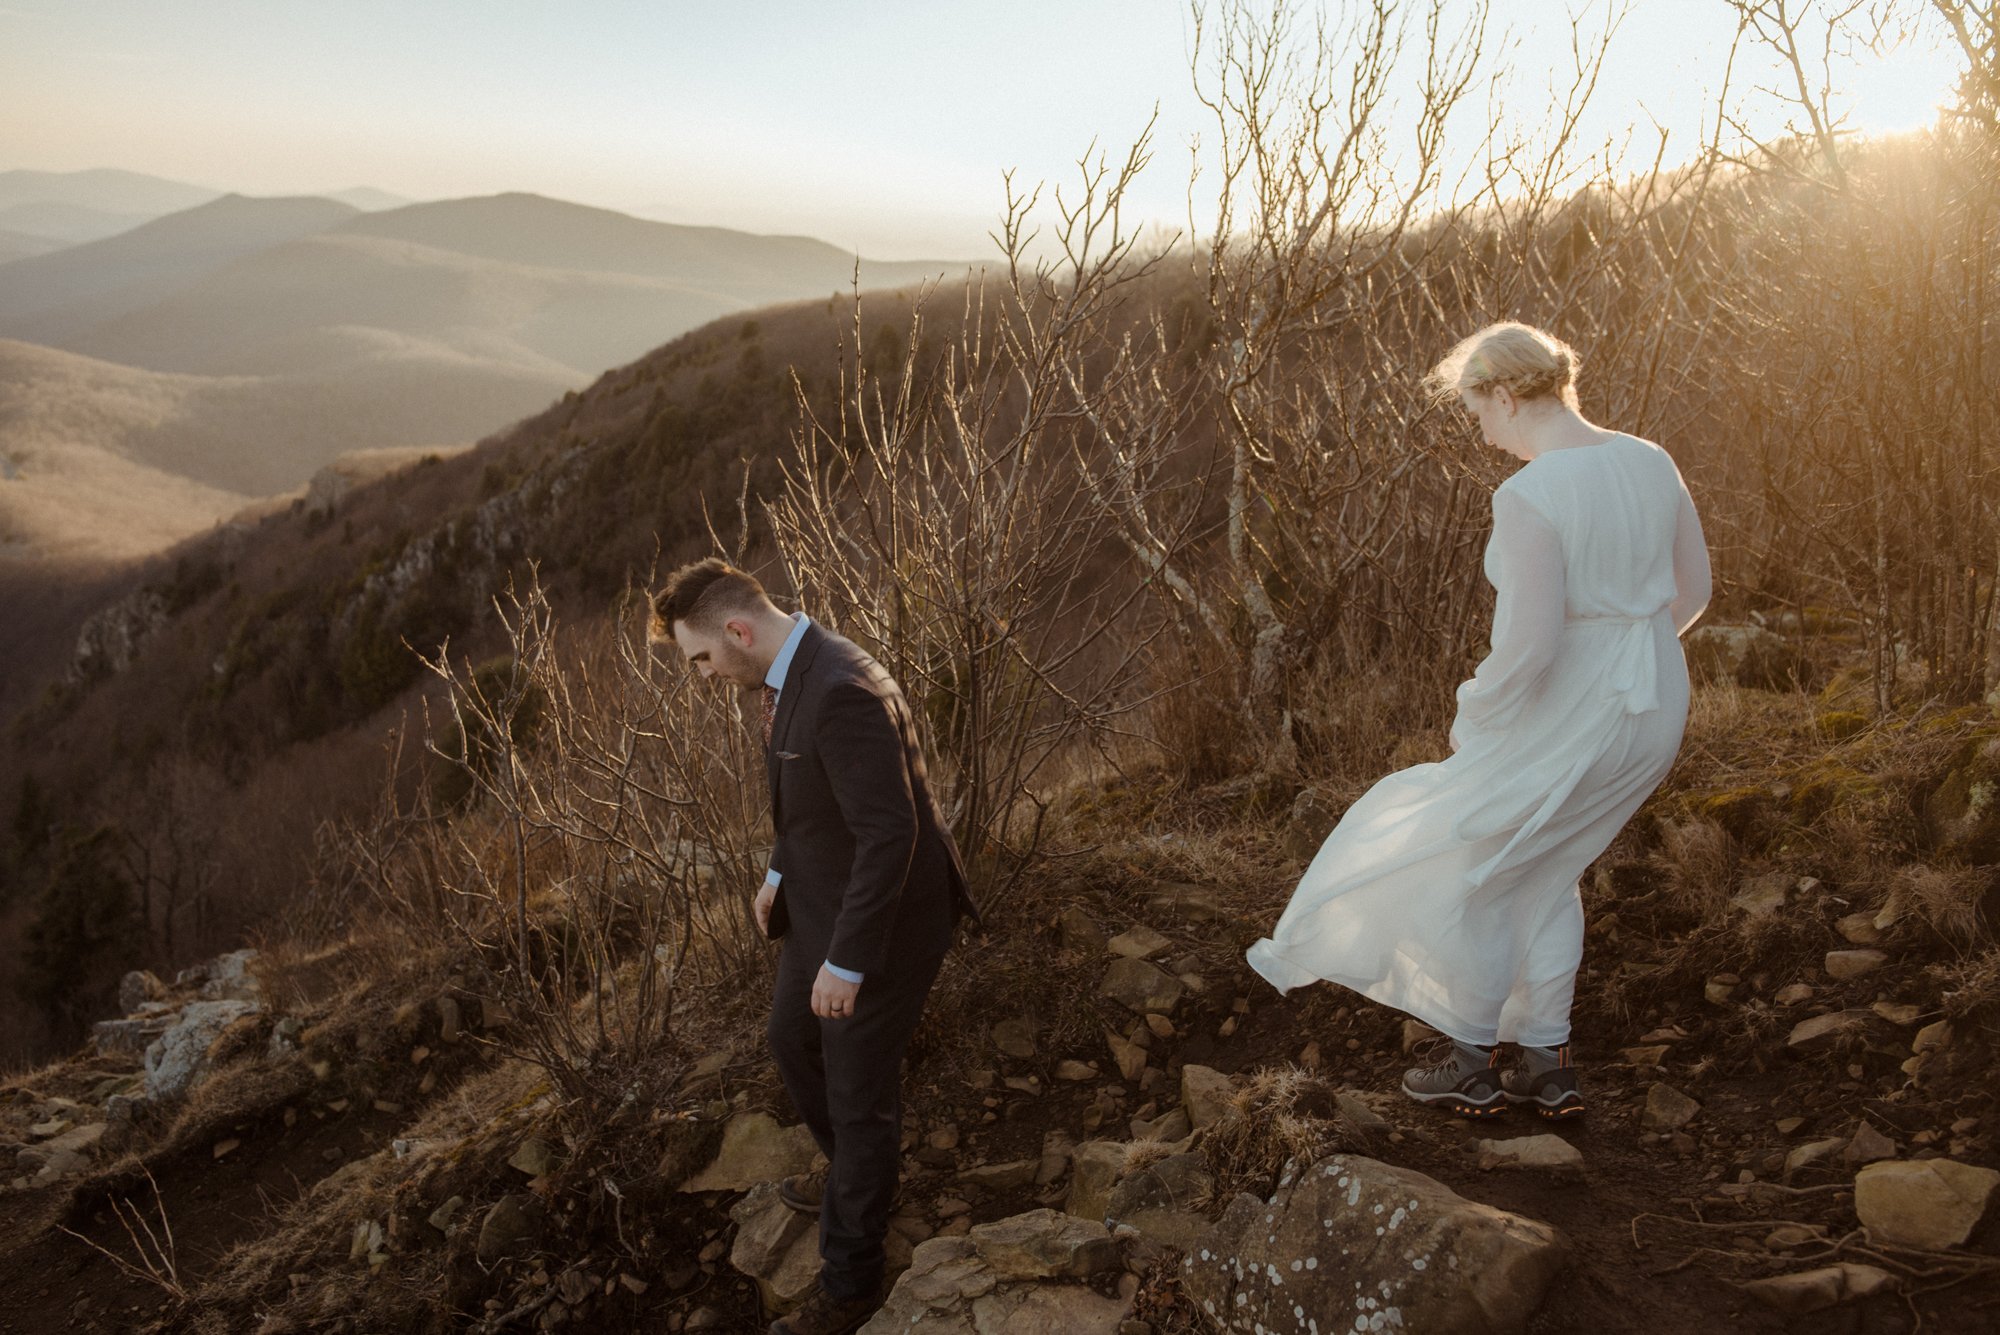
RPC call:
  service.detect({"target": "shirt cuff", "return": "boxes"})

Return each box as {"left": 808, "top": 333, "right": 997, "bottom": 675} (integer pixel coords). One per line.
{"left": 764, "top": 868, "right": 782, "bottom": 888}
{"left": 823, "top": 961, "right": 864, "bottom": 984}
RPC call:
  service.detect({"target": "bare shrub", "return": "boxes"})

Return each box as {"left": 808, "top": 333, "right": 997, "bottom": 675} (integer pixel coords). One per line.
{"left": 765, "top": 148, "right": 1172, "bottom": 900}
{"left": 1196, "top": 1064, "right": 1370, "bottom": 1200}
{"left": 304, "top": 574, "right": 768, "bottom": 1119}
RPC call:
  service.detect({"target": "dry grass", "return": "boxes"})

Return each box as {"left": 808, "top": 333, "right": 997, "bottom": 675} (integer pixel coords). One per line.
{"left": 1195, "top": 1065, "right": 1370, "bottom": 1203}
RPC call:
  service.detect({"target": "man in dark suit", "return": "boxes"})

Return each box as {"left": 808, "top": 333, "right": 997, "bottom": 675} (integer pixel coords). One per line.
{"left": 653, "top": 558, "right": 976, "bottom": 1335}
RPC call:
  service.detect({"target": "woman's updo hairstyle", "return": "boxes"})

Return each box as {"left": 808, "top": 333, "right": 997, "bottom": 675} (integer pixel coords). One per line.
{"left": 1425, "top": 321, "right": 1580, "bottom": 407}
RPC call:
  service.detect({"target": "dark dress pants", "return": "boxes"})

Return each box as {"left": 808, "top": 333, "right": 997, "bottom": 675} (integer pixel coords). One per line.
{"left": 766, "top": 929, "right": 947, "bottom": 1301}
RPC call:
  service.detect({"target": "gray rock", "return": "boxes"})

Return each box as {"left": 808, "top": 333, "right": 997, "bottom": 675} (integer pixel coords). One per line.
{"left": 1066, "top": 1141, "right": 1128, "bottom": 1223}
{"left": 1476, "top": 1135, "right": 1584, "bottom": 1179}
{"left": 267, "top": 1016, "right": 304, "bottom": 1056}
{"left": 1784, "top": 1138, "right": 1848, "bottom": 1182}
{"left": 1825, "top": 949, "right": 1886, "bottom": 980}
{"left": 1742, "top": 1263, "right": 1897, "bottom": 1313}
{"left": 1854, "top": 1159, "right": 2000, "bottom": 1250}
{"left": 117, "top": 970, "right": 166, "bottom": 1014}
{"left": 143, "top": 999, "right": 262, "bottom": 1099}
{"left": 1335, "top": 1091, "right": 1392, "bottom": 1133}
{"left": 1641, "top": 1084, "right": 1700, "bottom": 1133}
{"left": 860, "top": 1233, "right": 1131, "bottom": 1335}
{"left": 957, "top": 1157, "right": 1041, "bottom": 1192}
{"left": 1184, "top": 1155, "right": 1567, "bottom": 1335}
{"left": 679, "top": 1112, "right": 819, "bottom": 1192}
{"left": 508, "top": 1135, "right": 559, "bottom": 1178}
{"left": 1106, "top": 1153, "right": 1213, "bottom": 1248}
{"left": 1108, "top": 926, "right": 1171, "bottom": 960}
{"left": 1179, "top": 1065, "right": 1236, "bottom": 1132}
{"left": 92, "top": 1015, "right": 174, "bottom": 1059}
{"left": 1098, "top": 959, "right": 1184, "bottom": 1015}
{"left": 1059, "top": 906, "right": 1108, "bottom": 954}
{"left": 991, "top": 1017, "right": 1038, "bottom": 1059}
{"left": 1104, "top": 1028, "right": 1147, "bottom": 1082}
{"left": 970, "top": 1209, "right": 1120, "bottom": 1279}
{"left": 1843, "top": 1122, "right": 1898, "bottom": 1167}
{"left": 1729, "top": 873, "right": 1793, "bottom": 919}
{"left": 729, "top": 1181, "right": 820, "bottom": 1312}
{"left": 428, "top": 1195, "right": 466, "bottom": 1232}
{"left": 475, "top": 1193, "right": 544, "bottom": 1264}
{"left": 1130, "top": 1107, "right": 1191, "bottom": 1143}
{"left": 197, "top": 949, "right": 262, "bottom": 1002}
{"left": 1787, "top": 1010, "right": 1867, "bottom": 1051}
{"left": 1143, "top": 882, "right": 1230, "bottom": 924}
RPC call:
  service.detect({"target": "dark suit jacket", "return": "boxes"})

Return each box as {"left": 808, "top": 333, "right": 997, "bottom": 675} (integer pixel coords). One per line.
{"left": 764, "top": 623, "right": 978, "bottom": 977}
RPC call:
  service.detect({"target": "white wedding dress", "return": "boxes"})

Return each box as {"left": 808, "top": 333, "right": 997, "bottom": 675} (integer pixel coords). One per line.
{"left": 1246, "top": 434, "right": 1710, "bottom": 1048}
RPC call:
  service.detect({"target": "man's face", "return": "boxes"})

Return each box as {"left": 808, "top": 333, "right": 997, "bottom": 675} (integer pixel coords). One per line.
{"left": 668, "top": 618, "right": 763, "bottom": 687}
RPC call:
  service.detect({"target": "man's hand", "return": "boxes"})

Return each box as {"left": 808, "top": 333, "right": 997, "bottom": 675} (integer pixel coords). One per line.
{"left": 753, "top": 879, "right": 777, "bottom": 936}
{"left": 810, "top": 965, "right": 861, "bottom": 1020}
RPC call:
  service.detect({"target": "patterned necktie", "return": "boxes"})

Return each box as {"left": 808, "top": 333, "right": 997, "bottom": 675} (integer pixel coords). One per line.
{"left": 761, "top": 685, "right": 778, "bottom": 747}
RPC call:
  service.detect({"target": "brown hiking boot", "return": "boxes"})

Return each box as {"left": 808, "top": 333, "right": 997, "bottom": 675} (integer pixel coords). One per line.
{"left": 769, "top": 1283, "right": 878, "bottom": 1335}
{"left": 778, "top": 1169, "right": 826, "bottom": 1215}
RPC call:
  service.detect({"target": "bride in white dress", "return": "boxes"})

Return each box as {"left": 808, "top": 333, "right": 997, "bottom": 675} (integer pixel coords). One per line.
{"left": 1245, "top": 322, "right": 1712, "bottom": 1118}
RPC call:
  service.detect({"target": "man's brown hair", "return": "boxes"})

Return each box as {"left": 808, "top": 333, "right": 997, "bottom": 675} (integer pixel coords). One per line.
{"left": 652, "top": 558, "right": 771, "bottom": 637}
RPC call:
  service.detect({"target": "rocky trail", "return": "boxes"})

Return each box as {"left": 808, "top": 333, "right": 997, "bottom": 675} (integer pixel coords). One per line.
{"left": 2, "top": 815, "right": 1998, "bottom": 1333}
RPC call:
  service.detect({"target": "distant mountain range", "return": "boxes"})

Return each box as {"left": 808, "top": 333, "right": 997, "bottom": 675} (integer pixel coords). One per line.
{"left": 0, "top": 169, "right": 408, "bottom": 247}
{"left": 0, "top": 174, "right": 972, "bottom": 566}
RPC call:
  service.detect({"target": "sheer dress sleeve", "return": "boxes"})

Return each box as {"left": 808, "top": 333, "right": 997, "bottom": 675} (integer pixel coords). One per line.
{"left": 1451, "top": 487, "right": 1566, "bottom": 752}
{"left": 1668, "top": 479, "right": 1712, "bottom": 635}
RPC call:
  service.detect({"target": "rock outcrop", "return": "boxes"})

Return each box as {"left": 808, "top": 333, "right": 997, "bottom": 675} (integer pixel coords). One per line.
{"left": 1183, "top": 1154, "right": 1567, "bottom": 1335}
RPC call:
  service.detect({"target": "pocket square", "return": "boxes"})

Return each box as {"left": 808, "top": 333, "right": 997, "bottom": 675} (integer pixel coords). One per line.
{"left": 776, "top": 750, "right": 801, "bottom": 761}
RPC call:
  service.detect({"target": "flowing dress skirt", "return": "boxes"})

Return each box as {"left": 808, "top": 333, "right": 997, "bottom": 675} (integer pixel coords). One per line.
{"left": 1245, "top": 613, "right": 1689, "bottom": 1048}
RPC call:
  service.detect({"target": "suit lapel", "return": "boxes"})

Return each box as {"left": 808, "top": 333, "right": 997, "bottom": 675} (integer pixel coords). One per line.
{"left": 765, "top": 623, "right": 827, "bottom": 816}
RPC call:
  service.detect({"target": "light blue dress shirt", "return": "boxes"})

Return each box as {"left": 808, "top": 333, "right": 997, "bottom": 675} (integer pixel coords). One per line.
{"left": 760, "top": 613, "right": 865, "bottom": 986}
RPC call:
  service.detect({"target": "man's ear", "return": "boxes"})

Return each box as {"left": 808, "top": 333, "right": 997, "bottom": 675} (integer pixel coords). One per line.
{"left": 723, "top": 616, "right": 755, "bottom": 648}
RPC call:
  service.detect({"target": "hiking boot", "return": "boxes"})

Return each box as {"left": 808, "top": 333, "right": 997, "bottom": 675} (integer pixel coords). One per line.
{"left": 778, "top": 1169, "right": 826, "bottom": 1215}
{"left": 769, "top": 1283, "right": 878, "bottom": 1335}
{"left": 1400, "top": 1038, "right": 1507, "bottom": 1117}
{"left": 1501, "top": 1044, "right": 1586, "bottom": 1119}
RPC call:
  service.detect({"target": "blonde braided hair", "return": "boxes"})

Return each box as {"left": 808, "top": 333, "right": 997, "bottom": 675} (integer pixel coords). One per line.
{"left": 1425, "top": 322, "right": 1581, "bottom": 407}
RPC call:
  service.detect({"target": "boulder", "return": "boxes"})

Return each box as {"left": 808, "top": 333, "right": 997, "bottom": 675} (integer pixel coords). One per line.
{"left": 143, "top": 999, "right": 262, "bottom": 1099}
{"left": 678, "top": 1112, "right": 819, "bottom": 1193}
{"left": 1098, "top": 959, "right": 1184, "bottom": 1015}
{"left": 1854, "top": 1159, "right": 2000, "bottom": 1250}
{"left": 1184, "top": 1155, "right": 1567, "bottom": 1335}
{"left": 729, "top": 1181, "right": 821, "bottom": 1313}
{"left": 1180, "top": 1064, "right": 1236, "bottom": 1131}
{"left": 860, "top": 1228, "right": 1130, "bottom": 1335}
{"left": 1686, "top": 623, "right": 1813, "bottom": 690}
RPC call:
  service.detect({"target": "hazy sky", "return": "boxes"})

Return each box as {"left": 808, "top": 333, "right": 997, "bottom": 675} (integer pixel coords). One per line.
{"left": 1, "top": 1, "right": 1965, "bottom": 258}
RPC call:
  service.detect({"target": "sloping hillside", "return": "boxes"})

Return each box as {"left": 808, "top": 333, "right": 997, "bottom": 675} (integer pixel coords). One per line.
{"left": 0, "top": 195, "right": 361, "bottom": 346}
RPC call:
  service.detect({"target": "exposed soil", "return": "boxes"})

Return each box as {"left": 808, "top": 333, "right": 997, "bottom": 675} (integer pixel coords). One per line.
{"left": 2, "top": 808, "right": 1996, "bottom": 1335}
